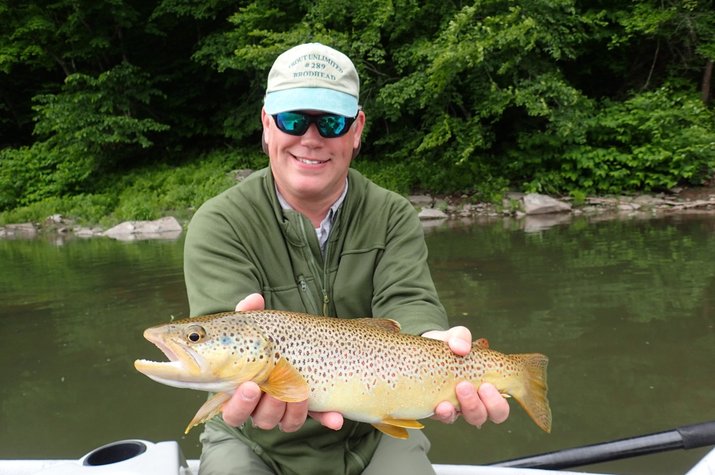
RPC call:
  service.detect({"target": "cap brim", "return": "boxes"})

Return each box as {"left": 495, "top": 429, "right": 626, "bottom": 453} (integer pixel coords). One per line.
{"left": 264, "top": 88, "right": 358, "bottom": 117}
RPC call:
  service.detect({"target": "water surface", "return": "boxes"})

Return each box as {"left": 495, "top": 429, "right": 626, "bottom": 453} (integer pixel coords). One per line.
{"left": 1, "top": 214, "right": 714, "bottom": 474}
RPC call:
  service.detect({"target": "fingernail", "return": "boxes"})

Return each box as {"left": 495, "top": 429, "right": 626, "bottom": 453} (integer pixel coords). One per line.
{"left": 240, "top": 386, "right": 258, "bottom": 401}
{"left": 456, "top": 383, "right": 472, "bottom": 397}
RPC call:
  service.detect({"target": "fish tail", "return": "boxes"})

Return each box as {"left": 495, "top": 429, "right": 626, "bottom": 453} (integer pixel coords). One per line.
{"left": 504, "top": 353, "right": 552, "bottom": 433}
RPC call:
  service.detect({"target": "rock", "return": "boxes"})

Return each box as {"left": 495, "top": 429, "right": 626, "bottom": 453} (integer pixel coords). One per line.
{"left": 232, "top": 169, "right": 254, "bottom": 182}
{"left": 74, "top": 227, "right": 104, "bottom": 238}
{"left": 409, "top": 194, "right": 433, "bottom": 207}
{"left": 418, "top": 208, "right": 448, "bottom": 220}
{"left": 618, "top": 203, "right": 639, "bottom": 212}
{"left": 633, "top": 195, "right": 665, "bottom": 206}
{"left": 0, "top": 223, "right": 37, "bottom": 239}
{"left": 103, "top": 216, "right": 183, "bottom": 241}
{"left": 522, "top": 193, "right": 572, "bottom": 215}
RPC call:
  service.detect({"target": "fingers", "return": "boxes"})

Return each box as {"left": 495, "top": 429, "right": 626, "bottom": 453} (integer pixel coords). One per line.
{"left": 222, "top": 381, "right": 324, "bottom": 433}
{"left": 433, "top": 382, "right": 510, "bottom": 428}
{"left": 478, "top": 383, "right": 510, "bottom": 424}
{"left": 251, "top": 392, "right": 288, "bottom": 430}
{"left": 456, "top": 381, "right": 488, "bottom": 427}
{"left": 431, "top": 382, "right": 486, "bottom": 427}
{"left": 309, "top": 411, "right": 344, "bottom": 431}
{"left": 422, "top": 326, "right": 472, "bottom": 356}
{"left": 222, "top": 381, "right": 262, "bottom": 427}
{"left": 432, "top": 400, "right": 459, "bottom": 424}
{"left": 446, "top": 326, "right": 472, "bottom": 356}
{"left": 235, "top": 293, "right": 265, "bottom": 312}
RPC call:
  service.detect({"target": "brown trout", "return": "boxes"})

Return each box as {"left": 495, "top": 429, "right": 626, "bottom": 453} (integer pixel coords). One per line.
{"left": 134, "top": 310, "right": 551, "bottom": 438}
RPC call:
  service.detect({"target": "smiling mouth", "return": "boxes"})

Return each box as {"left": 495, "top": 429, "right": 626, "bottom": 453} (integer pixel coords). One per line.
{"left": 294, "top": 155, "right": 327, "bottom": 166}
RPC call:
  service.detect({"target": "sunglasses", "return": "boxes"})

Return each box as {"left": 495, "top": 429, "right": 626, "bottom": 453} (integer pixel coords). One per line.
{"left": 272, "top": 111, "right": 357, "bottom": 138}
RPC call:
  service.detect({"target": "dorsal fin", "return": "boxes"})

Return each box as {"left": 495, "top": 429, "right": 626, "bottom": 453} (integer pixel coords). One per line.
{"left": 474, "top": 337, "right": 490, "bottom": 349}
{"left": 352, "top": 318, "right": 401, "bottom": 333}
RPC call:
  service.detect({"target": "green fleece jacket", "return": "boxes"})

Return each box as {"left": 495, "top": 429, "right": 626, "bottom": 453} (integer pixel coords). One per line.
{"left": 183, "top": 166, "right": 448, "bottom": 474}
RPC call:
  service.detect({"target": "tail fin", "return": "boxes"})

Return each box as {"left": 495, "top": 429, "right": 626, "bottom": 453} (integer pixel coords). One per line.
{"left": 506, "top": 353, "right": 552, "bottom": 433}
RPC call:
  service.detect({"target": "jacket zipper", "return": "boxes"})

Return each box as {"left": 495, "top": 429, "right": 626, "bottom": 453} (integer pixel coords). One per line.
{"left": 298, "top": 218, "right": 330, "bottom": 316}
{"left": 298, "top": 275, "right": 321, "bottom": 315}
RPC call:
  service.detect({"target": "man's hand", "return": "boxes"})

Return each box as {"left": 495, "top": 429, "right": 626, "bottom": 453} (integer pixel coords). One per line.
{"left": 422, "top": 326, "right": 510, "bottom": 427}
{"left": 220, "top": 293, "right": 344, "bottom": 432}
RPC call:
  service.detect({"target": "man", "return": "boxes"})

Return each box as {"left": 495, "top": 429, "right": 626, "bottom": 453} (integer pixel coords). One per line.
{"left": 184, "top": 42, "right": 509, "bottom": 475}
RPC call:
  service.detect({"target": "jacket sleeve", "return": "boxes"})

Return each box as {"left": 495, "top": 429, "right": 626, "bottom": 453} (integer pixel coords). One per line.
{"left": 370, "top": 195, "right": 449, "bottom": 336}
{"left": 183, "top": 195, "right": 261, "bottom": 317}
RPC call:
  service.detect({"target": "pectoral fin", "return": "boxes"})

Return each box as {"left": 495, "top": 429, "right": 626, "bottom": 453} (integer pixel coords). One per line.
{"left": 372, "top": 418, "right": 424, "bottom": 439}
{"left": 259, "top": 357, "right": 309, "bottom": 402}
{"left": 185, "top": 392, "right": 231, "bottom": 434}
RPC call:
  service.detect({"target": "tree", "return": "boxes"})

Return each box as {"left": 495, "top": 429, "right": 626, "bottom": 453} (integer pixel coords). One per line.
{"left": 1, "top": 0, "right": 714, "bottom": 213}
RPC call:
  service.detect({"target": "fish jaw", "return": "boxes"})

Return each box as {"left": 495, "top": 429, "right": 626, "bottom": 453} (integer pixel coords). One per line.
{"left": 134, "top": 326, "right": 231, "bottom": 392}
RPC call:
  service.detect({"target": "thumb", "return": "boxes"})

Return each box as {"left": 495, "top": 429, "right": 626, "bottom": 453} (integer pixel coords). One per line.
{"left": 447, "top": 326, "right": 472, "bottom": 356}
{"left": 235, "top": 293, "right": 265, "bottom": 311}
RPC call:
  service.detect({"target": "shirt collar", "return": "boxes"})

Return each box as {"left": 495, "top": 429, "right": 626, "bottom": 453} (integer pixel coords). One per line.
{"left": 276, "top": 179, "right": 348, "bottom": 253}
{"left": 275, "top": 178, "right": 349, "bottom": 222}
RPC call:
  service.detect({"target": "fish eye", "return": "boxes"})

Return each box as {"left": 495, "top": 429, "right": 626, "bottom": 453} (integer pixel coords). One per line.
{"left": 186, "top": 325, "right": 206, "bottom": 343}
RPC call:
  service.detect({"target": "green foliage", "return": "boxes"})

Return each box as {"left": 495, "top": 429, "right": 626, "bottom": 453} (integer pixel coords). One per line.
{"left": 0, "top": 193, "right": 117, "bottom": 226}
{"left": 103, "top": 152, "right": 244, "bottom": 224}
{"left": 2, "top": 0, "right": 715, "bottom": 223}
{"left": 0, "top": 63, "right": 169, "bottom": 209}
{"left": 369, "top": 0, "right": 590, "bottom": 192}
{"left": 518, "top": 85, "right": 715, "bottom": 194}
{"left": 0, "top": 147, "right": 263, "bottom": 225}
{"left": 352, "top": 160, "right": 412, "bottom": 195}
{"left": 0, "top": 0, "right": 142, "bottom": 75}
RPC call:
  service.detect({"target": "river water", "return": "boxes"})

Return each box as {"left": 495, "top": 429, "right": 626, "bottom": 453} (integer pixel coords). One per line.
{"left": 1, "top": 213, "right": 714, "bottom": 474}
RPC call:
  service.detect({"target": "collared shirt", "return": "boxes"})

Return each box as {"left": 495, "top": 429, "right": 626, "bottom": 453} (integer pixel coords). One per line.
{"left": 276, "top": 179, "right": 349, "bottom": 254}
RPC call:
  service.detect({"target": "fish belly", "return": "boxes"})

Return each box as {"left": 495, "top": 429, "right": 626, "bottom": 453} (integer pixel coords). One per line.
{"left": 305, "top": 373, "right": 460, "bottom": 423}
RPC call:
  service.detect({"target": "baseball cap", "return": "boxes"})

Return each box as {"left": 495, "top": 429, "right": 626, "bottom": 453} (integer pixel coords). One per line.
{"left": 264, "top": 43, "right": 360, "bottom": 117}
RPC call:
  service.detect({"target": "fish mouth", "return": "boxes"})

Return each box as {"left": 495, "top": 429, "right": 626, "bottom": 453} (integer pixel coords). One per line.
{"left": 134, "top": 327, "right": 203, "bottom": 384}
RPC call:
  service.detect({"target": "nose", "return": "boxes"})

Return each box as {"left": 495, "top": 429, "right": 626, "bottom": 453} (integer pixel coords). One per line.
{"left": 300, "top": 122, "right": 324, "bottom": 144}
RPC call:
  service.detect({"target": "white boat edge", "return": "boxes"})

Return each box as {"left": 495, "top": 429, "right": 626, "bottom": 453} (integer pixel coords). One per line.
{"left": 0, "top": 460, "right": 612, "bottom": 475}
{"left": 2, "top": 441, "right": 713, "bottom": 475}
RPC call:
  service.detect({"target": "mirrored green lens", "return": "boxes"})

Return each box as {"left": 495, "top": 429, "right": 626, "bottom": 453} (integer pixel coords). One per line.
{"left": 273, "top": 112, "right": 355, "bottom": 138}
{"left": 275, "top": 112, "right": 310, "bottom": 135}
{"left": 316, "top": 115, "right": 347, "bottom": 137}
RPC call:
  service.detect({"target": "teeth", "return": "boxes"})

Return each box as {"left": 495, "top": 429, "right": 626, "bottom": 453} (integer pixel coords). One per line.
{"left": 298, "top": 158, "right": 322, "bottom": 165}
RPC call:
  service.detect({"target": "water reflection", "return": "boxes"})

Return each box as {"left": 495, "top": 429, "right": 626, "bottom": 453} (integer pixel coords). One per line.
{"left": 424, "top": 214, "right": 715, "bottom": 473}
{"left": 1, "top": 215, "right": 714, "bottom": 474}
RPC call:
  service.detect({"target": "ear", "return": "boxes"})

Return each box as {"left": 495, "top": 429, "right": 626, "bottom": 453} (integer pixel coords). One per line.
{"left": 351, "top": 110, "right": 366, "bottom": 160}
{"left": 261, "top": 108, "right": 271, "bottom": 155}
{"left": 262, "top": 132, "right": 268, "bottom": 155}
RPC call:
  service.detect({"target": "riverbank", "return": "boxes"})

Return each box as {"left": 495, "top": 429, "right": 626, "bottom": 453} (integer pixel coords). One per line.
{"left": 2, "top": 184, "right": 714, "bottom": 241}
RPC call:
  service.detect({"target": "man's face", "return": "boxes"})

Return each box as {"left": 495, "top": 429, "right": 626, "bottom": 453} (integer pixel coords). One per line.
{"left": 262, "top": 108, "right": 365, "bottom": 207}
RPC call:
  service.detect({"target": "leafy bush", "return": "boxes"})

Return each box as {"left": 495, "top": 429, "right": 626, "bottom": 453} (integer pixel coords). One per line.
{"left": 0, "top": 193, "right": 117, "bottom": 226}
{"left": 517, "top": 86, "right": 715, "bottom": 194}
{"left": 0, "top": 148, "right": 260, "bottom": 226}
{"left": 0, "top": 63, "right": 169, "bottom": 210}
